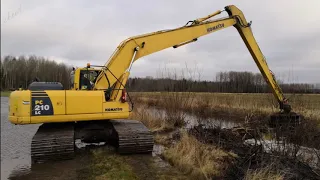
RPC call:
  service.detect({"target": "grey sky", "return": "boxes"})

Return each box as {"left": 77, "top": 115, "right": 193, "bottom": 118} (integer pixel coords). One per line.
{"left": 1, "top": 0, "right": 320, "bottom": 83}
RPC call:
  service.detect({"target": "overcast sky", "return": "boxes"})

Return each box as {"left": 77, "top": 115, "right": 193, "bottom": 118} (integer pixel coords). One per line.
{"left": 1, "top": 0, "right": 320, "bottom": 83}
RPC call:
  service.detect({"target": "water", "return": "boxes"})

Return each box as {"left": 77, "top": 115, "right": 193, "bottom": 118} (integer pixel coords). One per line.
{"left": 1, "top": 97, "right": 40, "bottom": 179}
{"left": 245, "top": 138, "right": 320, "bottom": 169}
{"left": 147, "top": 107, "right": 241, "bottom": 129}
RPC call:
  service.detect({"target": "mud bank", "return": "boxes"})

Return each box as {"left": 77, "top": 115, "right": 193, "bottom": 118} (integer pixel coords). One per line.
{"left": 189, "top": 125, "right": 320, "bottom": 179}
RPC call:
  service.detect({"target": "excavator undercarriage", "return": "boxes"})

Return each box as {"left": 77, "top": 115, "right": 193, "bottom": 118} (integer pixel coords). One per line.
{"left": 31, "top": 120, "right": 154, "bottom": 163}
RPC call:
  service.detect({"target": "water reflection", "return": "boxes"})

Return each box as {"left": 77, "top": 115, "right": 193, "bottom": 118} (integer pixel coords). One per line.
{"left": 146, "top": 107, "right": 241, "bottom": 129}
{"left": 245, "top": 138, "right": 320, "bottom": 169}
{"left": 7, "top": 142, "right": 97, "bottom": 180}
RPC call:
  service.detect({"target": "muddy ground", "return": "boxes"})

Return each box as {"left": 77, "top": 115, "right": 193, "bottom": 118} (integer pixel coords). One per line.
{"left": 0, "top": 97, "right": 188, "bottom": 180}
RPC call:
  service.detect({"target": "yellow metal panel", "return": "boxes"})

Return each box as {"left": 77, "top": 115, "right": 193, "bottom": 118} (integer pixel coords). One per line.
{"left": 45, "top": 91, "right": 66, "bottom": 115}
{"left": 73, "top": 69, "right": 80, "bottom": 90}
{"left": 28, "top": 112, "right": 130, "bottom": 124}
{"left": 66, "top": 90, "right": 103, "bottom": 114}
{"left": 9, "top": 91, "right": 19, "bottom": 117}
{"left": 8, "top": 90, "right": 31, "bottom": 124}
{"left": 9, "top": 116, "right": 30, "bottom": 124}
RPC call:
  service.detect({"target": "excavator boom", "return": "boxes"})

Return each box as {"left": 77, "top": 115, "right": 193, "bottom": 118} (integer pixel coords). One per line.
{"left": 94, "top": 5, "right": 290, "bottom": 112}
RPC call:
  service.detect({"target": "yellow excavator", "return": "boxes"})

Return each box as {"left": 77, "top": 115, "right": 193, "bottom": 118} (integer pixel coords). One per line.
{"left": 8, "top": 5, "right": 301, "bottom": 163}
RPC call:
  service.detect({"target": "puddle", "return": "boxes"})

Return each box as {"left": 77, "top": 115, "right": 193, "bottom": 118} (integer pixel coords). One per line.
{"left": 1, "top": 97, "right": 40, "bottom": 180}
{"left": 146, "top": 107, "right": 241, "bottom": 130}
{"left": 152, "top": 144, "right": 165, "bottom": 156}
{"left": 184, "top": 115, "right": 240, "bottom": 129}
{"left": 74, "top": 139, "right": 106, "bottom": 149}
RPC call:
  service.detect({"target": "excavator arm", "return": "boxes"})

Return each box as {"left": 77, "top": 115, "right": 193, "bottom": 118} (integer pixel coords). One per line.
{"left": 225, "top": 6, "right": 291, "bottom": 113}
{"left": 93, "top": 5, "right": 291, "bottom": 113}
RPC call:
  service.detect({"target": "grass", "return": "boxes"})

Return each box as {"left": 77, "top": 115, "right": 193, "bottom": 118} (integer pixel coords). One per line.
{"left": 132, "top": 92, "right": 320, "bottom": 124}
{"left": 1, "top": 91, "right": 11, "bottom": 97}
{"left": 130, "top": 91, "right": 196, "bottom": 132}
{"left": 162, "top": 132, "right": 236, "bottom": 179}
{"left": 129, "top": 105, "right": 167, "bottom": 131}
{"left": 80, "top": 148, "right": 138, "bottom": 180}
{"left": 129, "top": 100, "right": 193, "bottom": 132}
{"left": 154, "top": 133, "right": 174, "bottom": 146}
{"left": 244, "top": 166, "right": 284, "bottom": 180}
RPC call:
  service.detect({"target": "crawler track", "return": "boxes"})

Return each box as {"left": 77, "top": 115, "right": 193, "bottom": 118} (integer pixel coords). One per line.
{"left": 31, "top": 123, "right": 75, "bottom": 163}
{"left": 110, "top": 120, "right": 154, "bottom": 154}
{"left": 30, "top": 120, "right": 153, "bottom": 163}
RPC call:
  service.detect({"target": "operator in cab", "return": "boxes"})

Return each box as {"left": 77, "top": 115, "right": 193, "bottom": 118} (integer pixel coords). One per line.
{"left": 80, "top": 73, "right": 92, "bottom": 90}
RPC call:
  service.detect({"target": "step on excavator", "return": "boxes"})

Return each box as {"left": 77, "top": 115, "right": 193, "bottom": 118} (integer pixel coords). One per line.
{"left": 8, "top": 5, "right": 302, "bottom": 163}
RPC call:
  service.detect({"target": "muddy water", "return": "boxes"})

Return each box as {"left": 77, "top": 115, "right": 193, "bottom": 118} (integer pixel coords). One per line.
{"left": 245, "top": 138, "right": 320, "bottom": 169}
{"left": 147, "top": 107, "right": 241, "bottom": 129}
{"left": 184, "top": 114, "right": 240, "bottom": 129}
{"left": 1, "top": 97, "right": 40, "bottom": 179}
{"left": 1, "top": 97, "right": 187, "bottom": 180}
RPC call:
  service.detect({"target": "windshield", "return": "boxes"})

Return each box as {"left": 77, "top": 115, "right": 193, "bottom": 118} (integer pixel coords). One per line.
{"left": 79, "top": 70, "right": 99, "bottom": 90}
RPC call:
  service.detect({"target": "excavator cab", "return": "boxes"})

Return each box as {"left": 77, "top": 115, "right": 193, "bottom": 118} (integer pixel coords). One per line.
{"left": 71, "top": 67, "right": 100, "bottom": 90}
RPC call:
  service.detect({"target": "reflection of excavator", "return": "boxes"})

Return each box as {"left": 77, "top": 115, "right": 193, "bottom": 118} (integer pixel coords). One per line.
{"left": 9, "top": 5, "right": 301, "bottom": 163}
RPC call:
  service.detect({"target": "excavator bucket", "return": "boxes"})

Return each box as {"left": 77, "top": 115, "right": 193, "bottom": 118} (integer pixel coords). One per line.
{"left": 269, "top": 112, "right": 303, "bottom": 128}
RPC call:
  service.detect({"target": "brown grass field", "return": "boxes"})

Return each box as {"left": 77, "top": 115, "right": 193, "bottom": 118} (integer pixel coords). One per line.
{"left": 131, "top": 92, "right": 320, "bottom": 123}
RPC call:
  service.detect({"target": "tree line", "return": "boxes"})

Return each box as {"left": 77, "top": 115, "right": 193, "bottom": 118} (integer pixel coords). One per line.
{"left": 1, "top": 55, "right": 318, "bottom": 94}
{"left": 1, "top": 55, "right": 71, "bottom": 90}
{"left": 127, "top": 72, "right": 319, "bottom": 94}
